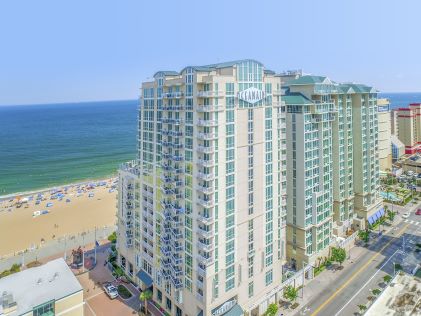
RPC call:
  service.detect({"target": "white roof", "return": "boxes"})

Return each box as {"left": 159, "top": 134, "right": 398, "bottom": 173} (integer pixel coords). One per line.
{"left": 0, "top": 258, "right": 82, "bottom": 316}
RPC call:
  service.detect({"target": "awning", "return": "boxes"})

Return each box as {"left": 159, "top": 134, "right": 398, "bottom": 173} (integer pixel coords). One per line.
{"left": 223, "top": 304, "right": 244, "bottom": 316}
{"left": 368, "top": 216, "right": 375, "bottom": 225}
{"left": 378, "top": 208, "right": 385, "bottom": 217}
{"left": 136, "top": 269, "right": 153, "bottom": 287}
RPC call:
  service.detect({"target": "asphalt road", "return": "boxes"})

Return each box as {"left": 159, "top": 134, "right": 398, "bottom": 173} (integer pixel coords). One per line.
{"left": 299, "top": 201, "right": 421, "bottom": 316}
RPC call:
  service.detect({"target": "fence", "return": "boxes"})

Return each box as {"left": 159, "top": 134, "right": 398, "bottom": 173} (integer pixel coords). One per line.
{"left": 0, "top": 225, "right": 116, "bottom": 272}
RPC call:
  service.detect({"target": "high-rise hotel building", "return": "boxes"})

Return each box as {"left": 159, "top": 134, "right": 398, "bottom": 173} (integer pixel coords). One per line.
{"left": 116, "top": 60, "right": 287, "bottom": 316}
{"left": 281, "top": 75, "right": 383, "bottom": 267}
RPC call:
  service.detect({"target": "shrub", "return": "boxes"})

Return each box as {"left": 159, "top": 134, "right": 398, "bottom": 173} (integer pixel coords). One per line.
{"left": 264, "top": 303, "right": 278, "bottom": 316}
{"left": 108, "top": 232, "right": 117, "bottom": 243}
{"left": 117, "top": 284, "right": 132, "bottom": 299}
{"left": 372, "top": 288, "right": 381, "bottom": 296}
{"left": 383, "top": 274, "right": 392, "bottom": 283}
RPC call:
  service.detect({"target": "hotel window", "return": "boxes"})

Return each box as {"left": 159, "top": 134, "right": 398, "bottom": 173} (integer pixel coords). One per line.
{"left": 248, "top": 281, "right": 254, "bottom": 298}
{"left": 33, "top": 300, "right": 55, "bottom": 316}
{"left": 265, "top": 269, "right": 273, "bottom": 286}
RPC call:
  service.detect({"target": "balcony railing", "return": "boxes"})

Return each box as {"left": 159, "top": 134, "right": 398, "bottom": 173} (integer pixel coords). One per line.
{"left": 196, "top": 253, "right": 214, "bottom": 265}
{"left": 197, "top": 172, "right": 215, "bottom": 181}
{"left": 197, "top": 214, "right": 214, "bottom": 224}
{"left": 197, "top": 227, "right": 213, "bottom": 238}
{"left": 197, "top": 119, "right": 218, "bottom": 127}
{"left": 196, "top": 185, "right": 214, "bottom": 194}
{"left": 197, "top": 159, "right": 215, "bottom": 167}
{"left": 197, "top": 132, "right": 217, "bottom": 140}
{"left": 196, "top": 105, "right": 223, "bottom": 112}
{"left": 197, "top": 198, "right": 215, "bottom": 208}
{"left": 197, "top": 146, "right": 214, "bottom": 154}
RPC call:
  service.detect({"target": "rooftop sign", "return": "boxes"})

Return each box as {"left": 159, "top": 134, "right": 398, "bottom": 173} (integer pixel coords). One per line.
{"left": 237, "top": 87, "right": 266, "bottom": 104}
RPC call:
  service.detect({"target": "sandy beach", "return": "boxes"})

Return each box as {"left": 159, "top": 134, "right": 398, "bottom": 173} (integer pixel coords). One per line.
{"left": 0, "top": 179, "right": 118, "bottom": 256}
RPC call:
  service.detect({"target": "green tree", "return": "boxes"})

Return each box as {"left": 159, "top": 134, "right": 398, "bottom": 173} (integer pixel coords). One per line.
{"left": 383, "top": 274, "right": 392, "bottom": 284}
{"left": 387, "top": 210, "right": 396, "bottom": 222}
{"left": 378, "top": 216, "right": 386, "bottom": 231}
{"left": 283, "top": 285, "right": 299, "bottom": 304}
{"left": 358, "top": 230, "right": 370, "bottom": 244}
{"left": 331, "top": 247, "right": 347, "bottom": 267}
{"left": 139, "top": 290, "right": 153, "bottom": 315}
{"left": 372, "top": 288, "right": 381, "bottom": 296}
{"left": 264, "top": 303, "right": 278, "bottom": 316}
{"left": 358, "top": 304, "right": 367, "bottom": 313}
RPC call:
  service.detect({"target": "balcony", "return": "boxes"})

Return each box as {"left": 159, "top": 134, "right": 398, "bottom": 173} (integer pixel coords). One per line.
{"left": 196, "top": 279, "right": 204, "bottom": 289}
{"left": 142, "top": 240, "right": 154, "bottom": 252}
{"left": 170, "top": 264, "right": 183, "bottom": 276}
{"left": 197, "top": 214, "right": 214, "bottom": 224}
{"left": 197, "top": 132, "right": 217, "bottom": 140}
{"left": 197, "top": 172, "right": 215, "bottom": 181}
{"left": 171, "top": 228, "right": 183, "bottom": 239}
{"left": 172, "top": 154, "right": 184, "bottom": 161}
{"left": 163, "top": 104, "right": 184, "bottom": 111}
{"left": 161, "top": 258, "right": 171, "bottom": 269}
{"left": 162, "top": 92, "right": 184, "bottom": 99}
{"left": 161, "top": 175, "right": 173, "bottom": 183}
{"left": 161, "top": 267, "right": 171, "bottom": 279}
{"left": 197, "top": 198, "right": 215, "bottom": 208}
{"left": 197, "top": 146, "right": 214, "bottom": 154}
{"left": 197, "top": 90, "right": 223, "bottom": 98}
{"left": 172, "top": 143, "right": 184, "bottom": 149}
{"left": 126, "top": 238, "right": 133, "bottom": 248}
{"left": 196, "top": 185, "right": 214, "bottom": 194}
{"left": 161, "top": 234, "right": 171, "bottom": 245}
{"left": 197, "top": 240, "right": 213, "bottom": 252}
{"left": 171, "top": 275, "right": 183, "bottom": 289}
{"left": 197, "top": 159, "right": 215, "bottom": 167}
{"left": 172, "top": 242, "right": 184, "bottom": 252}
{"left": 171, "top": 253, "right": 183, "bottom": 265}
{"left": 196, "top": 265, "right": 206, "bottom": 277}
{"left": 171, "top": 204, "right": 185, "bottom": 215}
{"left": 196, "top": 253, "right": 214, "bottom": 266}
{"left": 197, "top": 119, "right": 218, "bottom": 127}
{"left": 196, "top": 105, "right": 223, "bottom": 112}
{"left": 197, "top": 227, "right": 213, "bottom": 238}
{"left": 161, "top": 187, "right": 175, "bottom": 196}
{"left": 161, "top": 244, "right": 171, "bottom": 256}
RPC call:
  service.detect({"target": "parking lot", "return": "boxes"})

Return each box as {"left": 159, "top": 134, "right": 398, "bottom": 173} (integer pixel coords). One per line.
{"left": 76, "top": 247, "right": 141, "bottom": 316}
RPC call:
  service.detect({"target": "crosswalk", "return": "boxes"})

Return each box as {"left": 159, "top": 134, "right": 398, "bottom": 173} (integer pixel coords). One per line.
{"left": 403, "top": 219, "right": 420, "bottom": 225}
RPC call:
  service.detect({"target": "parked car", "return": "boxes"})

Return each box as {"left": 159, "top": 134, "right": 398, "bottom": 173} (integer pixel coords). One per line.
{"left": 402, "top": 212, "right": 410, "bottom": 219}
{"left": 103, "top": 284, "right": 118, "bottom": 299}
{"left": 416, "top": 209, "right": 421, "bottom": 215}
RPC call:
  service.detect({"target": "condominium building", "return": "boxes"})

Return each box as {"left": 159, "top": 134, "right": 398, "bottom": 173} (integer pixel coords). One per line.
{"left": 116, "top": 60, "right": 287, "bottom": 316}
{"left": 397, "top": 103, "right": 421, "bottom": 154}
{"left": 282, "top": 75, "right": 383, "bottom": 267}
{"left": 377, "top": 99, "right": 392, "bottom": 171}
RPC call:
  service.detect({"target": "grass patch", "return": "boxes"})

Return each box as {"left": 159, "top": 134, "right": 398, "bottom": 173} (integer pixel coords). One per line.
{"left": 117, "top": 284, "right": 132, "bottom": 299}
{"left": 0, "top": 264, "right": 20, "bottom": 279}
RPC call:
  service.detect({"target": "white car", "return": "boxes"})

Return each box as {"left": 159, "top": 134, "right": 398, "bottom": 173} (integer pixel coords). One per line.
{"left": 103, "top": 284, "right": 118, "bottom": 299}
{"left": 402, "top": 212, "right": 410, "bottom": 219}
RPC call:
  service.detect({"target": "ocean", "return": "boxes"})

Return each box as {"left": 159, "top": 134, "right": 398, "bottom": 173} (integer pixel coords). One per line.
{"left": 379, "top": 92, "right": 421, "bottom": 109}
{"left": 0, "top": 100, "right": 138, "bottom": 196}
{"left": 1, "top": 93, "right": 421, "bottom": 196}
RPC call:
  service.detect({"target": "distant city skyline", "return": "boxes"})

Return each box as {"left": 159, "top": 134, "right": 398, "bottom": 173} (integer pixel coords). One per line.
{"left": 1, "top": 0, "right": 421, "bottom": 105}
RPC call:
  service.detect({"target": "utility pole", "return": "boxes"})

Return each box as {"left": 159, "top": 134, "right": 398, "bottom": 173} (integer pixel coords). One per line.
{"left": 94, "top": 226, "right": 97, "bottom": 265}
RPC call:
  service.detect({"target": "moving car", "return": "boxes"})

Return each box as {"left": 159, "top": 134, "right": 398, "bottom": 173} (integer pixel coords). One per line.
{"left": 103, "top": 283, "right": 118, "bottom": 299}
{"left": 402, "top": 212, "right": 410, "bottom": 219}
{"left": 416, "top": 209, "right": 421, "bottom": 215}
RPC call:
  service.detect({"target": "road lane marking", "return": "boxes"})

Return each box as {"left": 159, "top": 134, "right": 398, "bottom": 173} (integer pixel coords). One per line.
{"left": 333, "top": 248, "right": 402, "bottom": 316}
{"left": 85, "top": 301, "right": 97, "bottom": 316}
{"left": 310, "top": 223, "right": 410, "bottom": 316}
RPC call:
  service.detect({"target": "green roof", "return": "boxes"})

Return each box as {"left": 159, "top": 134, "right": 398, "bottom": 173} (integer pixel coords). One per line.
{"left": 339, "top": 83, "right": 376, "bottom": 93}
{"left": 283, "top": 94, "right": 313, "bottom": 105}
{"left": 155, "top": 59, "right": 268, "bottom": 77}
{"left": 288, "top": 75, "right": 329, "bottom": 85}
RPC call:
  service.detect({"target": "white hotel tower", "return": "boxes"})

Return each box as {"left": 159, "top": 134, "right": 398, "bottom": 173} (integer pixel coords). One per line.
{"left": 116, "top": 60, "right": 287, "bottom": 316}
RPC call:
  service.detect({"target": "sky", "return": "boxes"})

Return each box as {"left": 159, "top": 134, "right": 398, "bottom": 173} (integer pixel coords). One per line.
{"left": 1, "top": 0, "right": 420, "bottom": 105}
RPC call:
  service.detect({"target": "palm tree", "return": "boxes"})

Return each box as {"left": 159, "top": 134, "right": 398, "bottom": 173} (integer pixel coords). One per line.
{"left": 139, "top": 290, "right": 152, "bottom": 315}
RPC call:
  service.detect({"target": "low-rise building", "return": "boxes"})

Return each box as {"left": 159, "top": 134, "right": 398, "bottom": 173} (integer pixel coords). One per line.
{"left": 366, "top": 272, "right": 421, "bottom": 316}
{"left": 0, "top": 258, "right": 83, "bottom": 316}
{"left": 391, "top": 134, "right": 405, "bottom": 162}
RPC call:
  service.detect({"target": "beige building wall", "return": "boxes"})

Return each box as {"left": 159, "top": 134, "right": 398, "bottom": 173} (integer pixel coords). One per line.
{"left": 117, "top": 60, "right": 288, "bottom": 316}
{"left": 391, "top": 109, "right": 399, "bottom": 135}
{"left": 377, "top": 99, "right": 392, "bottom": 171}
{"left": 55, "top": 291, "right": 84, "bottom": 316}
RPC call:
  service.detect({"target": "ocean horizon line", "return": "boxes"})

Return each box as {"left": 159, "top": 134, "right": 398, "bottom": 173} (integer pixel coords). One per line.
{"left": 1, "top": 92, "right": 421, "bottom": 107}
{"left": 0, "top": 98, "right": 139, "bottom": 107}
